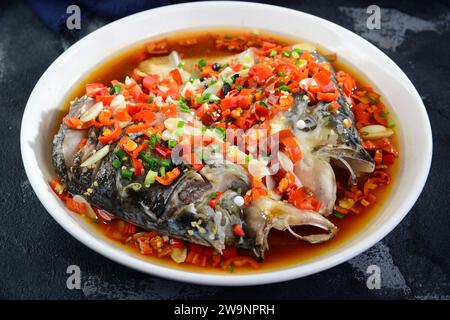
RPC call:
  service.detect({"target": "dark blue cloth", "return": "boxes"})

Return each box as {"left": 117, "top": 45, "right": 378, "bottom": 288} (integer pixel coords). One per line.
{"left": 28, "top": 0, "right": 175, "bottom": 32}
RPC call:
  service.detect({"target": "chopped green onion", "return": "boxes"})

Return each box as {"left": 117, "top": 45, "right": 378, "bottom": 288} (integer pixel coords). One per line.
{"left": 189, "top": 75, "right": 196, "bottom": 83}
{"left": 282, "top": 51, "right": 290, "bottom": 57}
{"left": 198, "top": 59, "right": 207, "bottom": 68}
{"left": 113, "top": 83, "right": 121, "bottom": 95}
{"left": 235, "top": 85, "right": 243, "bottom": 90}
{"left": 201, "top": 125, "right": 207, "bottom": 133}
{"left": 333, "top": 211, "right": 346, "bottom": 219}
{"left": 121, "top": 168, "right": 133, "bottom": 180}
{"left": 215, "top": 126, "right": 226, "bottom": 140}
{"left": 160, "top": 166, "right": 166, "bottom": 177}
{"left": 269, "top": 50, "right": 277, "bottom": 57}
{"left": 245, "top": 154, "right": 253, "bottom": 164}
{"left": 211, "top": 192, "right": 218, "bottom": 199}
{"left": 177, "top": 120, "right": 185, "bottom": 128}
{"left": 380, "top": 111, "right": 389, "bottom": 118}
{"left": 179, "top": 103, "right": 190, "bottom": 113}
{"left": 278, "top": 71, "right": 286, "bottom": 77}
{"left": 147, "top": 96, "right": 154, "bottom": 104}
{"left": 109, "top": 87, "right": 115, "bottom": 95}
{"left": 387, "top": 118, "right": 396, "bottom": 128}
{"left": 144, "top": 170, "right": 158, "bottom": 188}
{"left": 224, "top": 77, "right": 234, "bottom": 85}
{"left": 160, "top": 158, "right": 171, "bottom": 168}
{"left": 227, "top": 265, "right": 234, "bottom": 273}
{"left": 112, "top": 159, "right": 121, "bottom": 169}
{"left": 290, "top": 50, "right": 300, "bottom": 59}
{"left": 203, "top": 92, "right": 211, "bottom": 101}
{"left": 147, "top": 134, "right": 157, "bottom": 147}
{"left": 115, "top": 147, "right": 127, "bottom": 161}
{"left": 141, "top": 154, "right": 159, "bottom": 170}
{"left": 279, "top": 85, "right": 291, "bottom": 92}
{"left": 177, "top": 62, "right": 184, "bottom": 68}
{"left": 168, "top": 139, "right": 177, "bottom": 148}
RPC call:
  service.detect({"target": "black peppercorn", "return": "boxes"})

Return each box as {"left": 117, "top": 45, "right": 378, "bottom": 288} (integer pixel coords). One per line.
{"left": 222, "top": 83, "right": 232, "bottom": 95}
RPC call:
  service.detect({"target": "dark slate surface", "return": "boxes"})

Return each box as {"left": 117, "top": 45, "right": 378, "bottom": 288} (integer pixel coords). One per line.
{"left": 1, "top": 0, "right": 449, "bottom": 299}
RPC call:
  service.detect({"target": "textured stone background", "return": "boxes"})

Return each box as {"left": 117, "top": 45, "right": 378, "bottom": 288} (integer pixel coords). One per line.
{"left": 1, "top": 0, "right": 449, "bottom": 299}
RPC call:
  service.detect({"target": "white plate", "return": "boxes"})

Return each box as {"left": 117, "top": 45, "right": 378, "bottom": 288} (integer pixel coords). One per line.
{"left": 20, "top": 2, "right": 432, "bottom": 286}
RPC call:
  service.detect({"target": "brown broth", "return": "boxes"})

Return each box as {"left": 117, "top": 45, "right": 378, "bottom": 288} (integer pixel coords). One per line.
{"left": 59, "top": 29, "right": 399, "bottom": 273}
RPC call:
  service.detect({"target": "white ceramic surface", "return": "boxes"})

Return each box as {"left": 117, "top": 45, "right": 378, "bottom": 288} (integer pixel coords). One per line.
{"left": 20, "top": 2, "right": 432, "bottom": 286}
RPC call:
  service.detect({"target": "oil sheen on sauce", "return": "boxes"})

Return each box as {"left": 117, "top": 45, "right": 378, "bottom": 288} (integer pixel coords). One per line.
{"left": 59, "top": 29, "right": 399, "bottom": 273}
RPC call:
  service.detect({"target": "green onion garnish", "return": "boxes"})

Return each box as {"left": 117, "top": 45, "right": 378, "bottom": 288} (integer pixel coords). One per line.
{"left": 282, "top": 51, "right": 290, "bottom": 57}
{"left": 333, "top": 211, "right": 346, "bottom": 219}
{"left": 160, "top": 158, "right": 171, "bottom": 168}
{"left": 109, "top": 87, "right": 115, "bottom": 95}
{"left": 147, "top": 96, "right": 154, "bottom": 104}
{"left": 115, "top": 147, "right": 127, "bottom": 161}
{"left": 160, "top": 166, "right": 166, "bottom": 177}
{"left": 235, "top": 85, "right": 243, "bottom": 90}
{"left": 198, "top": 59, "right": 207, "bottom": 68}
{"left": 387, "top": 118, "right": 396, "bottom": 128}
{"left": 215, "top": 126, "right": 226, "bottom": 140}
{"left": 177, "top": 62, "right": 184, "bottom": 68}
{"left": 179, "top": 103, "right": 190, "bottom": 113}
{"left": 168, "top": 139, "right": 177, "bottom": 148}
{"left": 121, "top": 168, "right": 133, "bottom": 180}
{"left": 279, "top": 85, "right": 291, "bottom": 92}
{"left": 113, "top": 83, "right": 121, "bottom": 95}
{"left": 290, "top": 50, "right": 300, "bottom": 59}
{"left": 144, "top": 170, "right": 158, "bottom": 188}
{"left": 112, "top": 159, "right": 121, "bottom": 169}
{"left": 211, "top": 192, "right": 218, "bottom": 199}
{"left": 278, "top": 71, "right": 286, "bottom": 77}
{"left": 141, "top": 154, "right": 159, "bottom": 170}
{"left": 177, "top": 120, "right": 185, "bottom": 128}
{"left": 269, "top": 50, "right": 277, "bottom": 57}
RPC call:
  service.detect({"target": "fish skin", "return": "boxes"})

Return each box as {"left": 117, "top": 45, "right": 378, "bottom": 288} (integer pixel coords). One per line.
{"left": 52, "top": 99, "right": 254, "bottom": 252}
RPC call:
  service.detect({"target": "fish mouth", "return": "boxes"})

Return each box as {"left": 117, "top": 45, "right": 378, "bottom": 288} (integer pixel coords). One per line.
{"left": 244, "top": 197, "right": 337, "bottom": 259}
